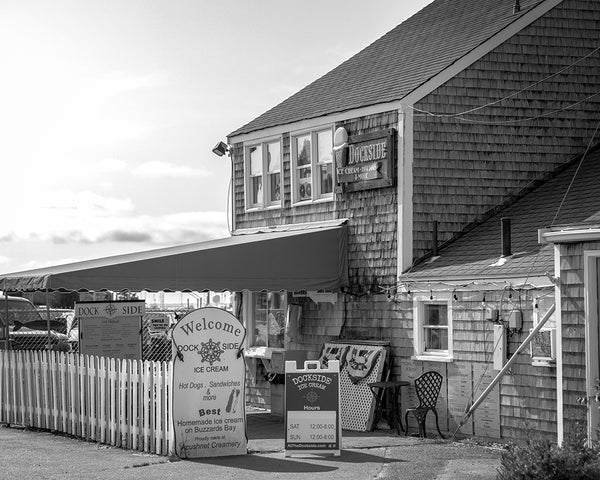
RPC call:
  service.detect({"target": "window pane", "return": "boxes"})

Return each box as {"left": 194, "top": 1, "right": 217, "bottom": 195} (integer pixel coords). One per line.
{"left": 298, "top": 168, "right": 312, "bottom": 201}
{"left": 253, "top": 311, "right": 267, "bottom": 346}
{"left": 251, "top": 176, "right": 263, "bottom": 205}
{"left": 267, "top": 311, "right": 285, "bottom": 348}
{"left": 317, "top": 130, "right": 332, "bottom": 164}
{"left": 267, "top": 142, "right": 280, "bottom": 172}
{"left": 268, "top": 173, "right": 280, "bottom": 202}
{"left": 256, "top": 292, "right": 268, "bottom": 309}
{"left": 268, "top": 291, "right": 285, "bottom": 309}
{"left": 249, "top": 146, "right": 262, "bottom": 175}
{"left": 319, "top": 164, "right": 333, "bottom": 195}
{"left": 424, "top": 304, "right": 447, "bottom": 326}
{"left": 425, "top": 328, "right": 447, "bottom": 351}
{"left": 296, "top": 135, "right": 311, "bottom": 166}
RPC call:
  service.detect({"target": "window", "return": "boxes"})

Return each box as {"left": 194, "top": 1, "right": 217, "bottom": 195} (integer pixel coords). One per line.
{"left": 531, "top": 293, "right": 556, "bottom": 365}
{"left": 291, "top": 128, "right": 333, "bottom": 203}
{"left": 249, "top": 291, "right": 286, "bottom": 348}
{"left": 413, "top": 293, "right": 453, "bottom": 361}
{"left": 245, "top": 139, "right": 282, "bottom": 209}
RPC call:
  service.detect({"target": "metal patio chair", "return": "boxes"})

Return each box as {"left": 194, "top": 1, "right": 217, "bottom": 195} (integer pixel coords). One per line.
{"left": 404, "top": 370, "right": 445, "bottom": 438}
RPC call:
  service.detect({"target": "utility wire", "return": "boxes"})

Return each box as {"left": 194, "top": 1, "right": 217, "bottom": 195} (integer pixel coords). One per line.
{"left": 447, "top": 115, "right": 600, "bottom": 439}
{"left": 455, "top": 91, "right": 600, "bottom": 126}
{"left": 551, "top": 117, "right": 600, "bottom": 225}
{"left": 411, "top": 44, "right": 600, "bottom": 119}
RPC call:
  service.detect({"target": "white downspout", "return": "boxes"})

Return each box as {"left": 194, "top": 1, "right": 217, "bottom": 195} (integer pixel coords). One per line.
{"left": 397, "top": 104, "right": 414, "bottom": 277}
{"left": 555, "top": 244, "right": 564, "bottom": 445}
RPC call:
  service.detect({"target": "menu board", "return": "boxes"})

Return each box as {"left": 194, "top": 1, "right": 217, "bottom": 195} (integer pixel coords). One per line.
{"left": 285, "top": 360, "right": 341, "bottom": 456}
{"left": 172, "top": 307, "right": 247, "bottom": 458}
{"left": 76, "top": 301, "right": 144, "bottom": 360}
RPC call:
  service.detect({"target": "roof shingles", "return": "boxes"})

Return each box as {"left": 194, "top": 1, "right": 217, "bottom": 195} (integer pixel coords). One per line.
{"left": 402, "top": 146, "right": 600, "bottom": 281}
{"left": 229, "top": 0, "right": 545, "bottom": 137}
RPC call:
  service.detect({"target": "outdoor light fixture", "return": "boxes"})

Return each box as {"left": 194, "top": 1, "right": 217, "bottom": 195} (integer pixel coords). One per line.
{"left": 212, "top": 141, "right": 230, "bottom": 157}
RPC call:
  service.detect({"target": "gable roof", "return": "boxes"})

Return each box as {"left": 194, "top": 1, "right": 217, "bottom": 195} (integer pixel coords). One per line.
{"left": 229, "top": 0, "right": 549, "bottom": 138}
{"left": 401, "top": 145, "right": 600, "bottom": 282}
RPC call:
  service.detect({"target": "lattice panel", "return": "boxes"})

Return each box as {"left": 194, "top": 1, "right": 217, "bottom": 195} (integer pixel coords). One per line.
{"left": 322, "top": 343, "right": 386, "bottom": 431}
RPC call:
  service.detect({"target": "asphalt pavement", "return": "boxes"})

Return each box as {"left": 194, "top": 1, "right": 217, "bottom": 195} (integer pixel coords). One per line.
{"left": 0, "top": 412, "right": 504, "bottom": 480}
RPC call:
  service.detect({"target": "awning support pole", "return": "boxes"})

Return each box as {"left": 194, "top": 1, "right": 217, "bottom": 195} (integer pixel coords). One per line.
{"left": 46, "top": 289, "right": 51, "bottom": 351}
{"left": 3, "top": 293, "right": 9, "bottom": 351}
{"left": 459, "top": 303, "right": 556, "bottom": 429}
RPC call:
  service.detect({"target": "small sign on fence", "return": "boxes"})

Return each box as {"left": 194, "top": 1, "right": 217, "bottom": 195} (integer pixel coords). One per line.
{"left": 76, "top": 301, "right": 144, "bottom": 360}
{"left": 285, "top": 359, "right": 341, "bottom": 457}
{"left": 172, "top": 307, "right": 247, "bottom": 458}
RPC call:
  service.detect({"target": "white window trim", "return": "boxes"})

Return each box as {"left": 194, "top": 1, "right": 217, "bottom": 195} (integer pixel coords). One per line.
{"left": 412, "top": 292, "right": 453, "bottom": 362}
{"left": 290, "top": 126, "right": 334, "bottom": 205}
{"left": 244, "top": 136, "right": 283, "bottom": 211}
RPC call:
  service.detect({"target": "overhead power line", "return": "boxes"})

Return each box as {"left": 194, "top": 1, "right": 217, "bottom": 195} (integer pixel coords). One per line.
{"left": 411, "top": 44, "right": 600, "bottom": 120}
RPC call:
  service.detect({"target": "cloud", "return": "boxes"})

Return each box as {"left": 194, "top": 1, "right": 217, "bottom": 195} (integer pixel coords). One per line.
{"left": 93, "top": 158, "right": 128, "bottom": 174}
{"left": 98, "top": 231, "right": 154, "bottom": 243}
{"left": 2, "top": 204, "right": 227, "bottom": 246}
{"left": 91, "top": 71, "right": 169, "bottom": 99}
{"left": 132, "top": 161, "right": 213, "bottom": 179}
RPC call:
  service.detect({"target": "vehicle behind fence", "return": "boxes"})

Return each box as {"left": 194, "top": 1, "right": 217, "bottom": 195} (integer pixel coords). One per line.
{"left": 0, "top": 296, "right": 71, "bottom": 351}
{"left": 0, "top": 350, "right": 174, "bottom": 455}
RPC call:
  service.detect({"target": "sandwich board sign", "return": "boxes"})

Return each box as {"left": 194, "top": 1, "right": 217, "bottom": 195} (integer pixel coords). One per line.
{"left": 285, "top": 359, "right": 341, "bottom": 456}
{"left": 76, "top": 300, "right": 144, "bottom": 360}
{"left": 172, "top": 307, "right": 247, "bottom": 458}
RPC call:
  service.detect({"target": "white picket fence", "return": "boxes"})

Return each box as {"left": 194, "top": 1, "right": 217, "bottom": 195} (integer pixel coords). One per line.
{"left": 0, "top": 350, "right": 174, "bottom": 455}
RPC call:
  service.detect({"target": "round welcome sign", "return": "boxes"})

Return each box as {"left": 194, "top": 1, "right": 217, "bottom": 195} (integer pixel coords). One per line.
{"left": 172, "top": 307, "right": 247, "bottom": 458}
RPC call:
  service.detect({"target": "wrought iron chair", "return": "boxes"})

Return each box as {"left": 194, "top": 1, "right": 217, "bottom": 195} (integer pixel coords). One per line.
{"left": 404, "top": 371, "right": 445, "bottom": 438}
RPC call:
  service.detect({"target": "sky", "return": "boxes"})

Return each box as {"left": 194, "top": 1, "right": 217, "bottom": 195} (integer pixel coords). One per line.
{"left": 0, "top": 0, "right": 433, "bottom": 273}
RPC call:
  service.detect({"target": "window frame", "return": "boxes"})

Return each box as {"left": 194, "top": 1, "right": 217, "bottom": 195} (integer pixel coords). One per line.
{"left": 244, "top": 137, "right": 283, "bottom": 211}
{"left": 242, "top": 290, "right": 287, "bottom": 354}
{"left": 290, "top": 126, "right": 334, "bottom": 205}
{"left": 412, "top": 292, "right": 453, "bottom": 362}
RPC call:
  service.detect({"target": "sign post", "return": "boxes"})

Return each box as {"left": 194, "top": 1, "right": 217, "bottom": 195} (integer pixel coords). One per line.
{"left": 172, "top": 307, "right": 247, "bottom": 458}
{"left": 285, "top": 360, "right": 341, "bottom": 457}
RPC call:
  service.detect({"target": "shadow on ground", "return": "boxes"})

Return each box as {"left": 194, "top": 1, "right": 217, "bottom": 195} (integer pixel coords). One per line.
{"left": 186, "top": 449, "right": 405, "bottom": 473}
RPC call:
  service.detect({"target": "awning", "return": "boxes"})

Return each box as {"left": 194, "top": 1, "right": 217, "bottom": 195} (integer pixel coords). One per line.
{"left": 0, "top": 224, "right": 348, "bottom": 293}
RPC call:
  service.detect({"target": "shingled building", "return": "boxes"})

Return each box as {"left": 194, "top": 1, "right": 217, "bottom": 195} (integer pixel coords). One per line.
{"left": 227, "top": 0, "right": 600, "bottom": 443}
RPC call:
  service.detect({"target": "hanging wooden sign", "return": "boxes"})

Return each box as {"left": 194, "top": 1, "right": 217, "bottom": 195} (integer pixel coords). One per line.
{"left": 336, "top": 128, "right": 395, "bottom": 192}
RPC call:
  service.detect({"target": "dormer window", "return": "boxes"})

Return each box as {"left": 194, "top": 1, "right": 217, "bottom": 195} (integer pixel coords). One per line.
{"left": 291, "top": 127, "right": 333, "bottom": 204}
{"left": 245, "top": 138, "right": 282, "bottom": 210}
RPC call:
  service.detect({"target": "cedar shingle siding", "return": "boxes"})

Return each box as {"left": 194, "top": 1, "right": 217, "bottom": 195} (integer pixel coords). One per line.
{"left": 557, "top": 242, "right": 590, "bottom": 429}
{"left": 233, "top": 111, "right": 398, "bottom": 290}
{"left": 231, "top": 0, "right": 600, "bottom": 439}
{"left": 412, "top": 0, "right": 600, "bottom": 260}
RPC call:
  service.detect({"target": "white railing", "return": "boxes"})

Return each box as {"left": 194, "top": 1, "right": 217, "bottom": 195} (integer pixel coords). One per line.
{"left": 0, "top": 350, "right": 174, "bottom": 455}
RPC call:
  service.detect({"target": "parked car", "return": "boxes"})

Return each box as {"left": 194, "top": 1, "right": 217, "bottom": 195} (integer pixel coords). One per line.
{"left": 0, "top": 296, "right": 71, "bottom": 351}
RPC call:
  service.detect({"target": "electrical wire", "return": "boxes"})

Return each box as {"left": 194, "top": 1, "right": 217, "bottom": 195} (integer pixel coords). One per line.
{"left": 551, "top": 118, "right": 600, "bottom": 225}
{"left": 399, "top": 43, "right": 600, "bottom": 442}
{"left": 454, "top": 91, "right": 600, "bottom": 126}
{"left": 411, "top": 44, "right": 600, "bottom": 119}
